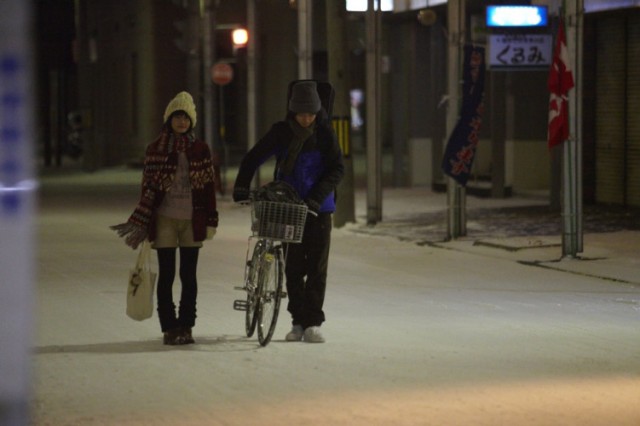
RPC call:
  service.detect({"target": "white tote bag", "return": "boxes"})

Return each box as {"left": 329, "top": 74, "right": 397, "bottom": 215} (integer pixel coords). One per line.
{"left": 126, "top": 241, "right": 157, "bottom": 321}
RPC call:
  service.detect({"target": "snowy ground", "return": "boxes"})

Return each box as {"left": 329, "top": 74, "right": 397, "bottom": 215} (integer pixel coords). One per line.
{"left": 31, "top": 168, "right": 640, "bottom": 425}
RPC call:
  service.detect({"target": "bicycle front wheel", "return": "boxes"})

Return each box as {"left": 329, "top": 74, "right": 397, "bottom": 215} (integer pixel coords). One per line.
{"left": 244, "top": 241, "right": 264, "bottom": 337}
{"left": 257, "top": 246, "right": 284, "bottom": 346}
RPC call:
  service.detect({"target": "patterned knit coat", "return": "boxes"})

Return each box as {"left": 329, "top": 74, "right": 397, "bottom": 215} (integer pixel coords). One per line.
{"left": 127, "top": 129, "right": 218, "bottom": 242}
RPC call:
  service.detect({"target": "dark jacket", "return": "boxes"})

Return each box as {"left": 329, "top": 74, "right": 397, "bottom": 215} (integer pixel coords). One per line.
{"left": 234, "top": 115, "right": 344, "bottom": 213}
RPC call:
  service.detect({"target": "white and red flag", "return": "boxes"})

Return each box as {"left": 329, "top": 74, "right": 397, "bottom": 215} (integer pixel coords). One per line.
{"left": 547, "top": 20, "right": 574, "bottom": 149}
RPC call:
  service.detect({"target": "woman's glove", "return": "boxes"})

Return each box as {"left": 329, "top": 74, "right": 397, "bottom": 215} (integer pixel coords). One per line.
{"left": 206, "top": 227, "right": 217, "bottom": 240}
{"left": 110, "top": 223, "right": 148, "bottom": 249}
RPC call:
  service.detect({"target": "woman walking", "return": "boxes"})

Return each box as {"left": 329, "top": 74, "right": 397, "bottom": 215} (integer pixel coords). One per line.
{"left": 112, "top": 91, "right": 218, "bottom": 345}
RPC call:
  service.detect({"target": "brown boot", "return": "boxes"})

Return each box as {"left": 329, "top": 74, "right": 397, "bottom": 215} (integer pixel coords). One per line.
{"left": 180, "top": 327, "right": 195, "bottom": 344}
{"left": 163, "top": 328, "right": 184, "bottom": 345}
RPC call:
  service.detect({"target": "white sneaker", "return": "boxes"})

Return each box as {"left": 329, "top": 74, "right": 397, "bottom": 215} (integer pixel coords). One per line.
{"left": 303, "top": 326, "right": 325, "bottom": 343}
{"left": 285, "top": 325, "right": 304, "bottom": 341}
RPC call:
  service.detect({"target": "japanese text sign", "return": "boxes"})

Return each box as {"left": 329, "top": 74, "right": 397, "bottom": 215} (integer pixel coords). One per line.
{"left": 489, "top": 34, "right": 552, "bottom": 69}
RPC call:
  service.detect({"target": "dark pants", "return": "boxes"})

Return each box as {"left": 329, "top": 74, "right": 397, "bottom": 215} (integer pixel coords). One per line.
{"left": 285, "top": 213, "right": 332, "bottom": 329}
{"left": 156, "top": 247, "right": 199, "bottom": 332}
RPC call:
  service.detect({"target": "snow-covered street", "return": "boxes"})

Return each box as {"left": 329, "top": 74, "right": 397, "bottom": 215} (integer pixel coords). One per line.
{"left": 31, "top": 168, "right": 640, "bottom": 425}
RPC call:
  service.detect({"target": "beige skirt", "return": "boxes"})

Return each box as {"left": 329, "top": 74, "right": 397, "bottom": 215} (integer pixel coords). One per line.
{"left": 152, "top": 215, "right": 202, "bottom": 249}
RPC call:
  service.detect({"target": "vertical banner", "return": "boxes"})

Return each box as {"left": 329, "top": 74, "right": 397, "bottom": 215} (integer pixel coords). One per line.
{"left": 547, "top": 20, "right": 574, "bottom": 149}
{"left": 441, "top": 45, "right": 486, "bottom": 187}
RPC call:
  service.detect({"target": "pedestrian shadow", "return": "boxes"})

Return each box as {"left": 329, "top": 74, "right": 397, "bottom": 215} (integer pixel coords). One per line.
{"left": 33, "top": 335, "right": 260, "bottom": 355}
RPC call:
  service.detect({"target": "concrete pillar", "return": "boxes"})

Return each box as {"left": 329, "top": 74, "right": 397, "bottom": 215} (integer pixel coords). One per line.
{"left": 326, "top": 0, "right": 355, "bottom": 227}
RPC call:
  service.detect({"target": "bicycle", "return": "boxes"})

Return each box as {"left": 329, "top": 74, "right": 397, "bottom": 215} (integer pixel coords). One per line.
{"left": 233, "top": 184, "right": 308, "bottom": 346}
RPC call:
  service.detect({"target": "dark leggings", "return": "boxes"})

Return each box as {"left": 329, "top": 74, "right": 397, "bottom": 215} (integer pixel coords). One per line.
{"left": 156, "top": 247, "right": 200, "bottom": 332}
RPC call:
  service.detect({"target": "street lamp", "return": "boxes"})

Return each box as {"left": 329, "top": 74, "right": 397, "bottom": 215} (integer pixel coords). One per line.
{"left": 232, "top": 28, "right": 248, "bottom": 49}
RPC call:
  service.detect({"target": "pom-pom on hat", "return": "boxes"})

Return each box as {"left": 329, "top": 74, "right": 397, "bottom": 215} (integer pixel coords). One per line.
{"left": 163, "top": 91, "right": 197, "bottom": 128}
{"left": 288, "top": 81, "right": 321, "bottom": 114}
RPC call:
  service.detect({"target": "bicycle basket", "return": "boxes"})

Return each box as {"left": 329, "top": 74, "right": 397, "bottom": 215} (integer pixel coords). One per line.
{"left": 251, "top": 201, "right": 308, "bottom": 243}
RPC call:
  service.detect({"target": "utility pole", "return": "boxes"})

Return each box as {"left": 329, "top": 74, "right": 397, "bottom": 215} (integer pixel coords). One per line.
{"left": 562, "top": 0, "right": 584, "bottom": 256}
{"left": 202, "top": 0, "right": 214, "bottom": 154}
{"left": 366, "top": 0, "right": 382, "bottom": 225}
{"left": 446, "top": 0, "right": 466, "bottom": 239}
{"left": 326, "top": 0, "right": 355, "bottom": 227}
{"left": 247, "top": 0, "right": 257, "bottom": 154}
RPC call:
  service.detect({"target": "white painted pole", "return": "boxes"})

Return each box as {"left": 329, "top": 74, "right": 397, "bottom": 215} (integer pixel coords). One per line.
{"left": 0, "top": 1, "right": 36, "bottom": 424}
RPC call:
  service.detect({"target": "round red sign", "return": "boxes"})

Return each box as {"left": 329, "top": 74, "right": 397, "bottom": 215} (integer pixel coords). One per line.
{"left": 211, "top": 62, "right": 233, "bottom": 86}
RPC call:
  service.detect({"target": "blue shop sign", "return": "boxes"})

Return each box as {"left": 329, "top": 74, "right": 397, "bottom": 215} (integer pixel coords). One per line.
{"left": 486, "top": 5, "right": 548, "bottom": 28}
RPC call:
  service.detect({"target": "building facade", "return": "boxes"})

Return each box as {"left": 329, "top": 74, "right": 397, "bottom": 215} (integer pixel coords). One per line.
{"left": 37, "top": 0, "right": 640, "bottom": 207}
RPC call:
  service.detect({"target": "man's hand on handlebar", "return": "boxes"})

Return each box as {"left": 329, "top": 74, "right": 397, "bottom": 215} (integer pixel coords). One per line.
{"left": 305, "top": 198, "right": 319, "bottom": 217}
{"left": 233, "top": 187, "right": 250, "bottom": 203}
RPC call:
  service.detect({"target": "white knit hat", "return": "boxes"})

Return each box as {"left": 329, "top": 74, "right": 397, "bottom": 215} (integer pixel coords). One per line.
{"left": 163, "top": 91, "right": 197, "bottom": 128}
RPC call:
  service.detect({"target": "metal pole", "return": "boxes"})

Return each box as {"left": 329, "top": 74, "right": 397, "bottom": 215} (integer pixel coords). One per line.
{"left": 218, "top": 83, "right": 229, "bottom": 191}
{"left": 366, "top": 0, "right": 382, "bottom": 225}
{"left": 571, "top": 0, "right": 584, "bottom": 253}
{"left": 562, "top": 0, "right": 583, "bottom": 257}
{"left": 297, "top": 0, "right": 313, "bottom": 79}
{"left": 374, "top": 1, "right": 382, "bottom": 223}
{"left": 202, "top": 0, "right": 214, "bottom": 153}
{"left": 247, "top": 0, "right": 258, "bottom": 189}
{"left": 446, "top": 0, "right": 466, "bottom": 239}
{"left": 562, "top": 138, "right": 576, "bottom": 256}
{"left": 561, "top": 4, "right": 574, "bottom": 256}
{"left": 0, "top": 1, "right": 35, "bottom": 424}
{"left": 247, "top": 0, "right": 256, "bottom": 152}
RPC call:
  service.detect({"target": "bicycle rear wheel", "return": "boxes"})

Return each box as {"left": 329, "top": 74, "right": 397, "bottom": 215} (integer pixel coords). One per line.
{"left": 244, "top": 241, "right": 264, "bottom": 337}
{"left": 257, "top": 246, "right": 284, "bottom": 346}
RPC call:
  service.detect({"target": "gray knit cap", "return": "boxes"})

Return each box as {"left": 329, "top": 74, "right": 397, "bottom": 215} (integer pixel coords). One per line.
{"left": 288, "top": 81, "right": 321, "bottom": 114}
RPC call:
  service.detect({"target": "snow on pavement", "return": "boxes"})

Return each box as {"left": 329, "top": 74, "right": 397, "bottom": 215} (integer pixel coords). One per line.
{"left": 31, "top": 169, "right": 640, "bottom": 425}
